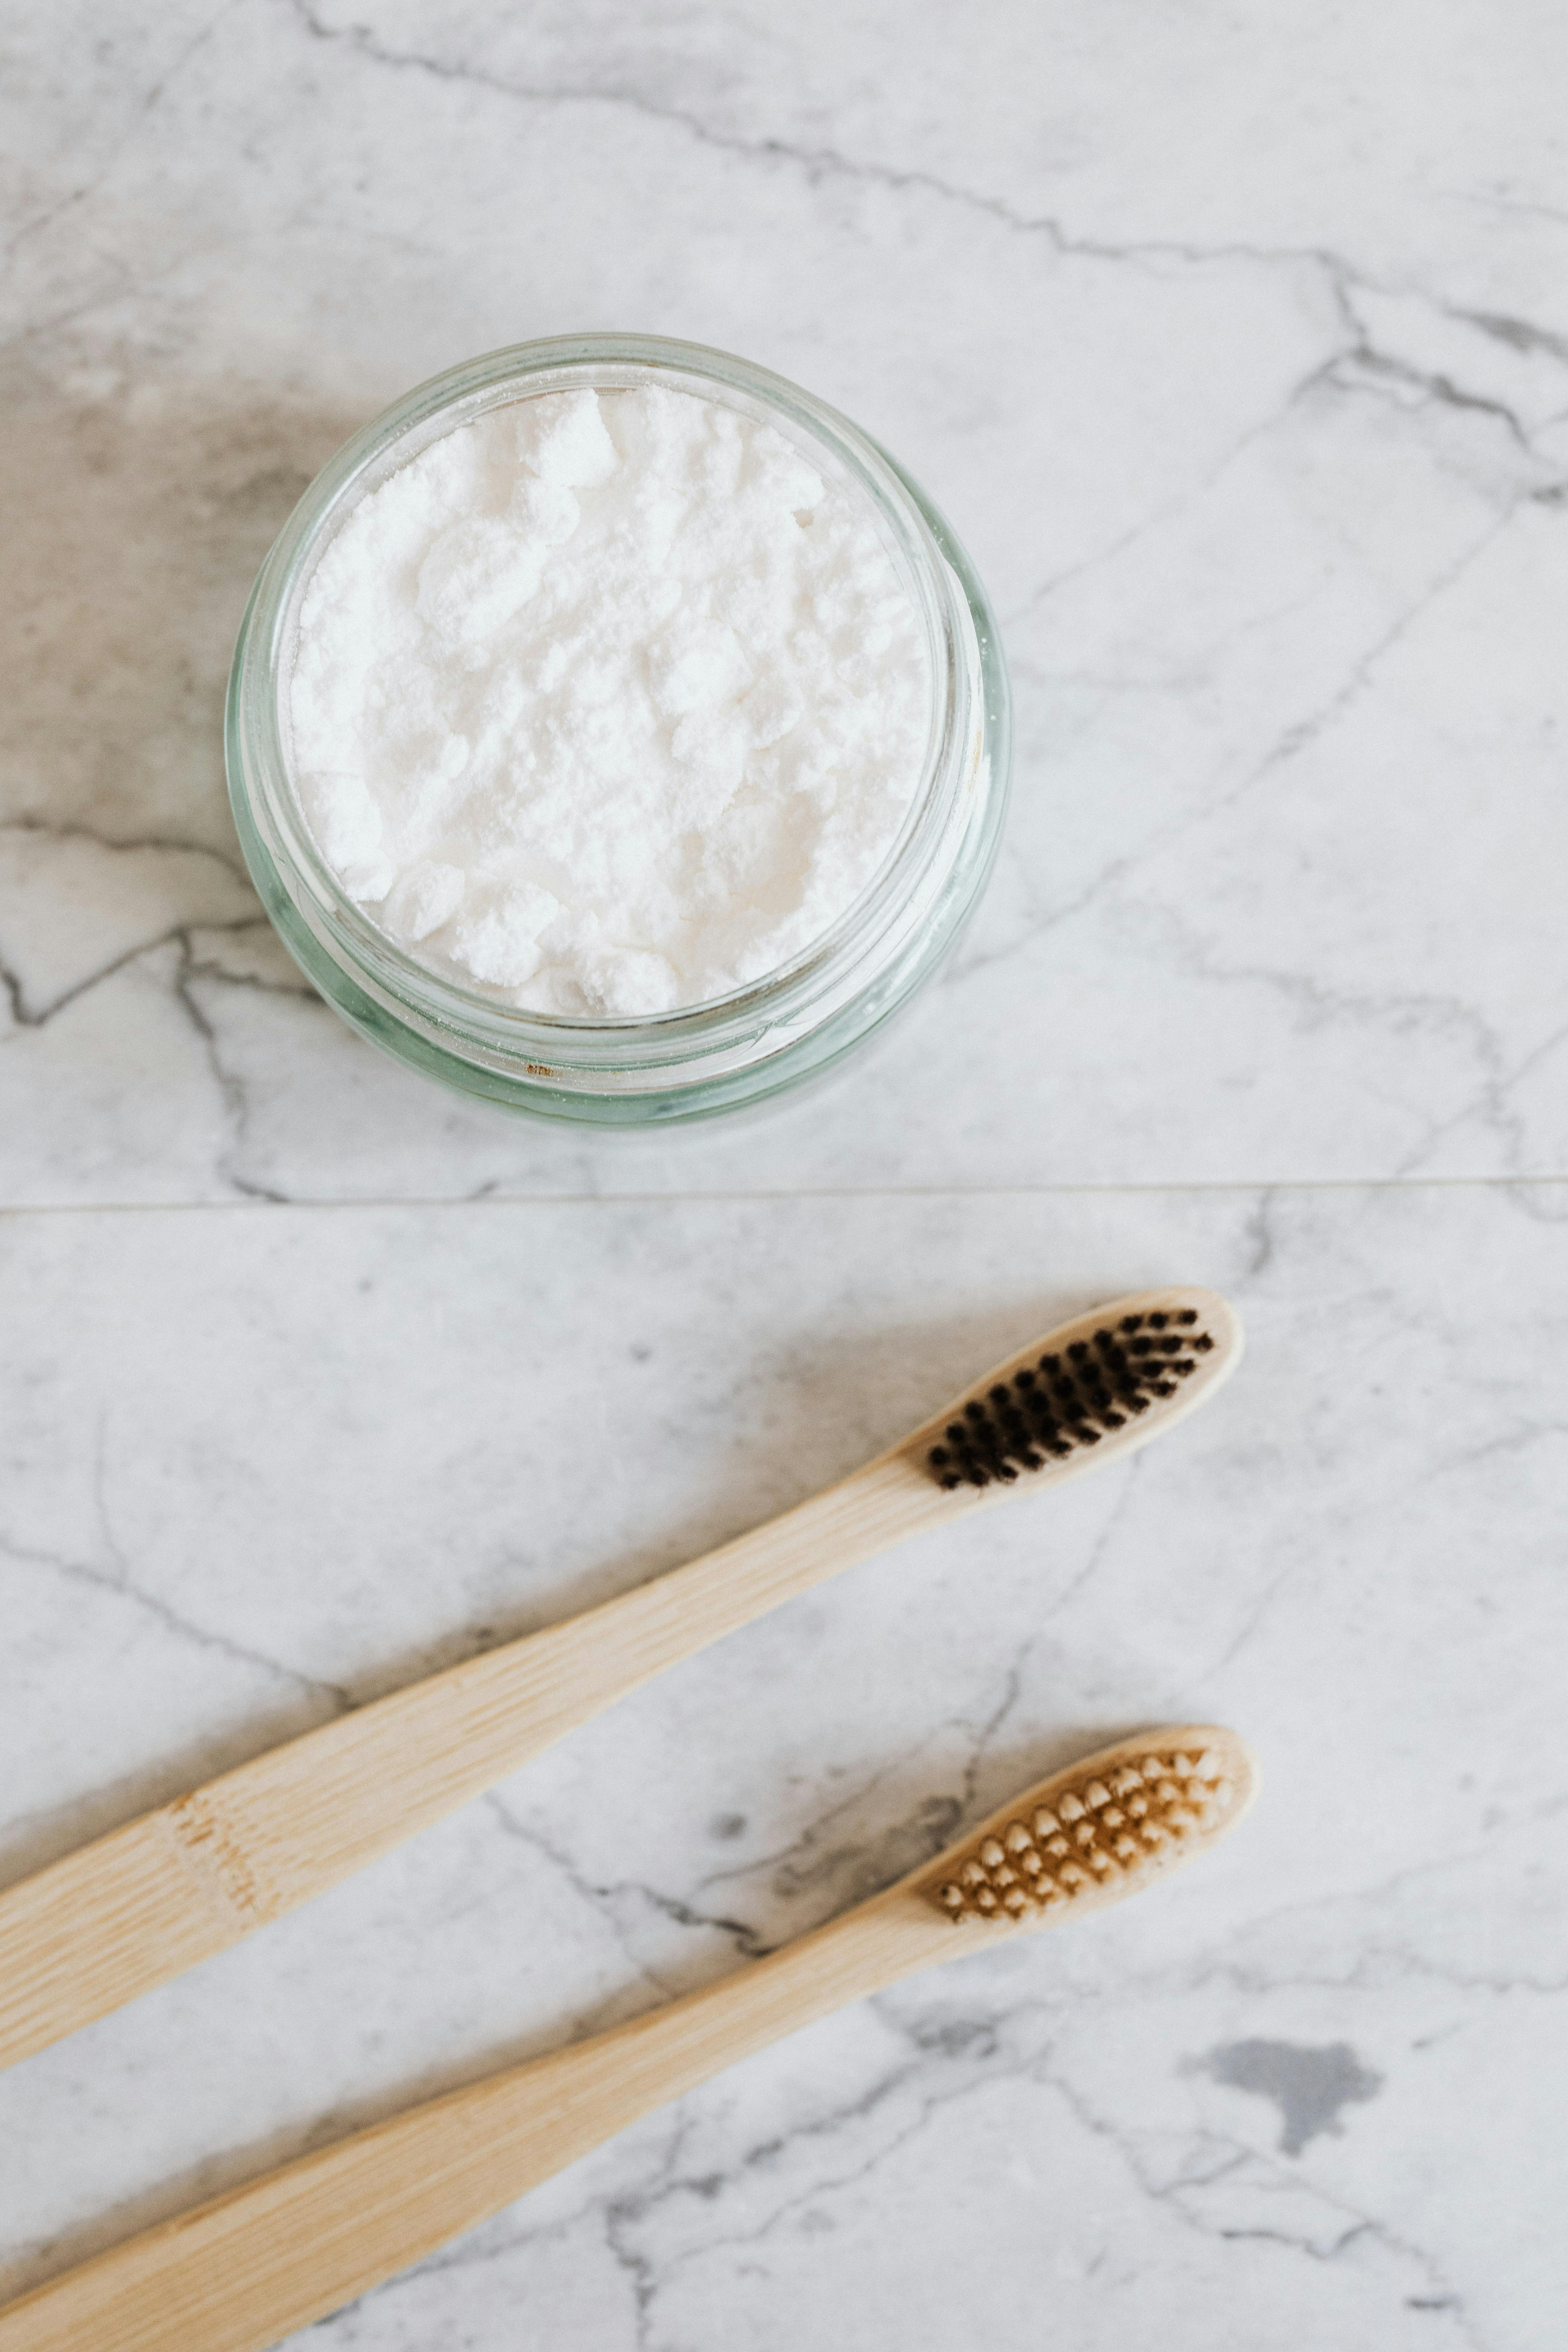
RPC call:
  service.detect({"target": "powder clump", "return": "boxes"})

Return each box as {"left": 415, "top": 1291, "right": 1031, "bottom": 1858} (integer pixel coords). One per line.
{"left": 289, "top": 385, "right": 931, "bottom": 1014}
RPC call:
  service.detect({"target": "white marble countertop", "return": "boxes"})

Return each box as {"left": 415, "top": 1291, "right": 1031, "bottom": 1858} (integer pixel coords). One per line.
{"left": 2, "top": 7, "right": 1564, "bottom": 2347}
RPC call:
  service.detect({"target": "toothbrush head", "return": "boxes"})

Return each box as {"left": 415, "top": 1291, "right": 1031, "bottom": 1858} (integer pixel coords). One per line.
{"left": 919, "top": 1726, "right": 1256, "bottom": 1927}
{"left": 909, "top": 1287, "right": 1242, "bottom": 1497}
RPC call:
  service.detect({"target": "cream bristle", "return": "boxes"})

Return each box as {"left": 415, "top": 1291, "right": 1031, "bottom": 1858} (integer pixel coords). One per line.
{"left": 926, "top": 1743, "right": 1243, "bottom": 1925}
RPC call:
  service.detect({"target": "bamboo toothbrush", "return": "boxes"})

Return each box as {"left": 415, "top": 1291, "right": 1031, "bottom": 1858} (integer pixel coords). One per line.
{"left": 0, "top": 1286, "right": 1241, "bottom": 2074}
{"left": 0, "top": 1725, "right": 1256, "bottom": 2352}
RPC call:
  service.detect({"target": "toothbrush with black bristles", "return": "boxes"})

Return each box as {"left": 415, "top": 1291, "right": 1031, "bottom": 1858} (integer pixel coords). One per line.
{"left": 0, "top": 1288, "right": 1241, "bottom": 2075}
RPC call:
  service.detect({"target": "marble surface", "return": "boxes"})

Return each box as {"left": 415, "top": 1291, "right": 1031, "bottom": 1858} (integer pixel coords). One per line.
{"left": 1, "top": 7, "right": 1564, "bottom": 2347}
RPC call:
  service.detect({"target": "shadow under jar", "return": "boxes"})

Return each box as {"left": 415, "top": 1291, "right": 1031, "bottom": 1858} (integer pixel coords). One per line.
{"left": 226, "top": 333, "right": 1011, "bottom": 1128}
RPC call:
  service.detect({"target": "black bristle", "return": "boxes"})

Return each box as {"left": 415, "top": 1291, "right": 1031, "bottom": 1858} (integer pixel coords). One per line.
{"left": 924, "top": 1305, "right": 1222, "bottom": 1488}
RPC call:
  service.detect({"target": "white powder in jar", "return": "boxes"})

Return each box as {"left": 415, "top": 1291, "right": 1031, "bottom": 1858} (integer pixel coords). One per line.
{"left": 288, "top": 384, "right": 933, "bottom": 1016}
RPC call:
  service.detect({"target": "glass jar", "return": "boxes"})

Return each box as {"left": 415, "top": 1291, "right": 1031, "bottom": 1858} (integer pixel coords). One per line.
{"left": 226, "top": 332, "right": 1010, "bottom": 1127}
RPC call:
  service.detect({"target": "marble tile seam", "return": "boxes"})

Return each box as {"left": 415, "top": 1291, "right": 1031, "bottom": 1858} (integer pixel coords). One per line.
{"left": 0, "top": 1171, "right": 1564, "bottom": 1221}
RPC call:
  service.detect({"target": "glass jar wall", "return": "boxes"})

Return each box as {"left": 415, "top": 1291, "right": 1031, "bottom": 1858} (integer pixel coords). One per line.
{"left": 226, "top": 333, "right": 1010, "bottom": 1127}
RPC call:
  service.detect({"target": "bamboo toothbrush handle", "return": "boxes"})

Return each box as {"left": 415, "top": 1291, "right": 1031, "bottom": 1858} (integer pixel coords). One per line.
{"left": 0, "top": 1285, "right": 1240, "bottom": 2074}
{"left": 0, "top": 1457, "right": 934, "bottom": 2072}
{"left": 0, "top": 1896, "right": 939, "bottom": 2352}
{"left": 0, "top": 1719, "right": 1256, "bottom": 2350}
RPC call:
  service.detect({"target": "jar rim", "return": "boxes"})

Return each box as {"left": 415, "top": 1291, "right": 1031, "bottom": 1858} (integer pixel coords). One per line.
{"left": 228, "top": 331, "right": 980, "bottom": 1063}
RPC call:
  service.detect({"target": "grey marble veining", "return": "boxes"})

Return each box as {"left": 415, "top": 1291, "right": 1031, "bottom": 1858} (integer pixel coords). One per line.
{"left": 1, "top": 7, "right": 1565, "bottom": 2348}
{"left": 4, "top": 3, "right": 1566, "bottom": 1199}
{"left": 2, "top": 1185, "right": 1565, "bottom": 2349}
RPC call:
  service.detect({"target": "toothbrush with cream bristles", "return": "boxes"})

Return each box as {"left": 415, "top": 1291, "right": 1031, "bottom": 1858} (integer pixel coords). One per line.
{"left": 0, "top": 1287, "right": 1242, "bottom": 2073}
{"left": 0, "top": 1725, "right": 1258, "bottom": 2352}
